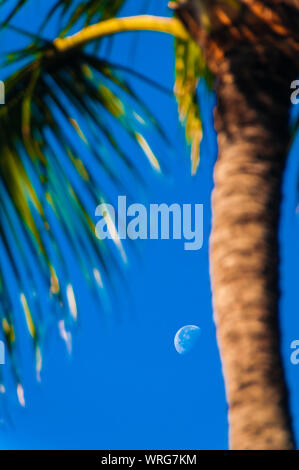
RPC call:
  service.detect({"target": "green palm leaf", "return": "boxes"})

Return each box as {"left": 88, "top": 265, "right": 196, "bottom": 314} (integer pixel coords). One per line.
{"left": 1, "top": 0, "right": 126, "bottom": 31}
{"left": 0, "top": 28, "right": 165, "bottom": 401}
{"left": 174, "top": 34, "right": 212, "bottom": 174}
{"left": 0, "top": 1, "right": 208, "bottom": 404}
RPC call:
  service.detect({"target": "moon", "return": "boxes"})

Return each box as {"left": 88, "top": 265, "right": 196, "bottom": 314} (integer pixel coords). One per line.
{"left": 174, "top": 325, "right": 201, "bottom": 355}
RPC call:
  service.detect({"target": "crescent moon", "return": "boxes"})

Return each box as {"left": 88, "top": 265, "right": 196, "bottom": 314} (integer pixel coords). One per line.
{"left": 174, "top": 325, "right": 201, "bottom": 355}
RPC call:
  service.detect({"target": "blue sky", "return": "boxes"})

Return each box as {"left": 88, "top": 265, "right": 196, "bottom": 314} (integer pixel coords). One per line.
{"left": 0, "top": 0, "right": 298, "bottom": 450}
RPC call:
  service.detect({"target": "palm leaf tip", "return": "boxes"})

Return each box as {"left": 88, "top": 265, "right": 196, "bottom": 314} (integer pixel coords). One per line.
{"left": 17, "top": 383, "right": 25, "bottom": 407}
{"left": 58, "top": 319, "right": 72, "bottom": 354}
{"left": 66, "top": 284, "right": 78, "bottom": 321}
{"left": 174, "top": 32, "right": 213, "bottom": 174}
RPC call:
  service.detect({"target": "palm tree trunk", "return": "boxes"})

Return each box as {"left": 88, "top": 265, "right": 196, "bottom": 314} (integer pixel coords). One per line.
{"left": 211, "top": 51, "right": 295, "bottom": 449}
{"left": 177, "top": 0, "right": 299, "bottom": 449}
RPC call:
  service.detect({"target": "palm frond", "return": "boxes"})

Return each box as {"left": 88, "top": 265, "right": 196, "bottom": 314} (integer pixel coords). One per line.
{"left": 1, "top": 0, "right": 126, "bottom": 32}
{"left": 0, "top": 3, "right": 210, "bottom": 404}
{"left": 174, "top": 35, "right": 213, "bottom": 174}
{"left": 0, "top": 36, "right": 164, "bottom": 401}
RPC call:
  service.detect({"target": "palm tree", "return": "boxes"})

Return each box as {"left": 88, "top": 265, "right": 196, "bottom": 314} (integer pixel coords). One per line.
{"left": 0, "top": 0, "right": 298, "bottom": 449}
{"left": 175, "top": 0, "right": 299, "bottom": 449}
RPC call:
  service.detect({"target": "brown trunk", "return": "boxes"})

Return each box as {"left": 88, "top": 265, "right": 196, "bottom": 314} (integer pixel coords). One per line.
{"left": 177, "top": 0, "right": 299, "bottom": 449}
{"left": 211, "top": 50, "right": 295, "bottom": 449}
